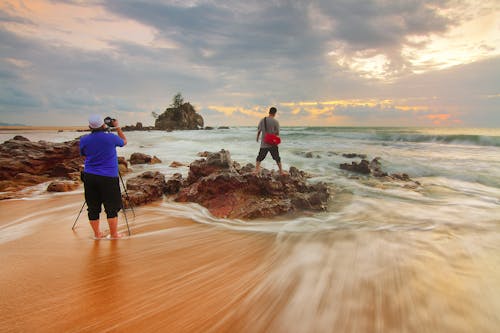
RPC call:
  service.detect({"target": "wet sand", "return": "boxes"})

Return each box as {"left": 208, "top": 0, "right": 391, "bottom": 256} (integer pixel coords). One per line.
{"left": 1, "top": 193, "right": 500, "bottom": 332}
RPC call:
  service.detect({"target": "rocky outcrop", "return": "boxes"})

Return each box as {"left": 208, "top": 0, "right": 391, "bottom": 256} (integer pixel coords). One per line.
{"left": 175, "top": 150, "right": 330, "bottom": 219}
{"left": 0, "top": 136, "right": 84, "bottom": 196}
{"left": 122, "top": 149, "right": 330, "bottom": 219}
{"left": 155, "top": 102, "right": 204, "bottom": 130}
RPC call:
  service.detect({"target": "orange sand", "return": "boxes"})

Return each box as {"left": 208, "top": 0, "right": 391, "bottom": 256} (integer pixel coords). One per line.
{"left": 1, "top": 193, "right": 499, "bottom": 332}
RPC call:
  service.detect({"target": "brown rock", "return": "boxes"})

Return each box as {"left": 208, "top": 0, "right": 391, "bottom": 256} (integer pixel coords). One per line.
{"left": 169, "top": 161, "right": 185, "bottom": 168}
{"left": 129, "top": 152, "right": 162, "bottom": 165}
{"left": 122, "top": 171, "right": 167, "bottom": 208}
{"left": 340, "top": 159, "right": 371, "bottom": 174}
{"left": 0, "top": 136, "right": 84, "bottom": 196}
{"left": 118, "top": 156, "right": 130, "bottom": 174}
{"left": 47, "top": 180, "right": 80, "bottom": 192}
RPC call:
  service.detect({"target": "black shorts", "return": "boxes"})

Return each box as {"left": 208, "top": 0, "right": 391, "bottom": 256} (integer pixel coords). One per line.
{"left": 83, "top": 172, "right": 122, "bottom": 220}
{"left": 256, "top": 146, "right": 281, "bottom": 163}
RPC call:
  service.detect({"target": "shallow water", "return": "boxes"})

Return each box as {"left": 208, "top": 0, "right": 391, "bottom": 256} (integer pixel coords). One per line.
{"left": 1, "top": 127, "right": 500, "bottom": 332}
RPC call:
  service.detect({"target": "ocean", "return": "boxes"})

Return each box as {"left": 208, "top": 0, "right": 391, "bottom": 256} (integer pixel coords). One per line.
{"left": 1, "top": 126, "right": 499, "bottom": 332}
{"left": 3, "top": 126, "right": 498, "bottom": 232}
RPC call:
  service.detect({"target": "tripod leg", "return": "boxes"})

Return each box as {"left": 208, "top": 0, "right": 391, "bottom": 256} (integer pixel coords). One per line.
{"left": 122, "top": 206, "right": 131, "bottom": 236}
{"left": 72, "top": 201, "right": 86, "bottom": 230}
{"left": 119, "top": 172, "right": 135, "bottom": 218}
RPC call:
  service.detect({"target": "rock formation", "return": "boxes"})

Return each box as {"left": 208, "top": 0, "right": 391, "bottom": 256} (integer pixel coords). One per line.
{"left": 0, "top": 136, "right": 84, "bottom": 197}
{"left": 123, "top": 150, "right": 330, "bottom": 219}
{"left": 155, "top": 102, "right": 204, "bottom": 130}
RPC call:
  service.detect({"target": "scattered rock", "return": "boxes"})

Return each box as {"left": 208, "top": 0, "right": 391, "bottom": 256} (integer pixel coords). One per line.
{"left": 197, "top": 151, "right": 211, "bottom": 157}
{"left": 164, "top": 173, "right": 183, "bottom": 194}
{"left": 118, "top": 156, "right": 130, "bottom": 174}
{"left": 342, "top": 153, "right": 367, "bottom": 159}
{"left": 129, "top": 152, "right": 162, "bottom": 165}
{"left": 121, "top": 122, "right": 155, "bottom": 131}
{"left": 169, "top": 161, "right": 185, "bottom": 168}
{"left": 340, "top": 159, "right": 371, "bottom": 174}
{"left": 47, "top": 180, "right": 80, "bottom": 192}
{"left": 340, "top": 156, "right": 421, "bottom": 187}
{"left": 122, "top": 171, "right": 167, "bottom": 208}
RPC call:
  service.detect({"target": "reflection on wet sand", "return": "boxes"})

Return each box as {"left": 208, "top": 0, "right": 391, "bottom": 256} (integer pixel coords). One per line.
{"left": 1, "top": 194, "right": 499, "bottom": 332}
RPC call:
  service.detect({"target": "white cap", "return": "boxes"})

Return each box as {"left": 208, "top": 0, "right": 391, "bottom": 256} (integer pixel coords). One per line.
{"left": 88, "top": 114, "right": 104, "bottom": 129}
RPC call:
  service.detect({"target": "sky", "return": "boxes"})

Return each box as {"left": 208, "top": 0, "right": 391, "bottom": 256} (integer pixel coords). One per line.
{"left": 0, "top": 0, "right": 499, "bottom": 127}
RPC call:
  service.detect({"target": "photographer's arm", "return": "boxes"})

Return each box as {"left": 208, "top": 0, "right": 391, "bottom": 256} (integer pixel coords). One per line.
{"left": 112, "top": 120, "right": 127, "bottom": 146}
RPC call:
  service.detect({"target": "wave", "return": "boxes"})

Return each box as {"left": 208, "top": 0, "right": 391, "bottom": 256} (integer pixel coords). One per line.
{"left": 284, "top": 127, "right": 500, "bottom": 147}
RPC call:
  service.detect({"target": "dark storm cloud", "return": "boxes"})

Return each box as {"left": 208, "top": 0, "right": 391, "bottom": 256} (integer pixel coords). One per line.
{"left": 317, "top": 0, "right": 453, "bottom": 48}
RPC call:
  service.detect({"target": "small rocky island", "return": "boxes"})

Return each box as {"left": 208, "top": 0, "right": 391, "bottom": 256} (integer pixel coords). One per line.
{"left": 154, "top": 93, "right": 204, "bottom": 131}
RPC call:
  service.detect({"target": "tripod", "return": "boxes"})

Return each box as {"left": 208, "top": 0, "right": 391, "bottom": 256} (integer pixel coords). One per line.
{"left": 72, "top": 172, "right": 134, "bottom": 236}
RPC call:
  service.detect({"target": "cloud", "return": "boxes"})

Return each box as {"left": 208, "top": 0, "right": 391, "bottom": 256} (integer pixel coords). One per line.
{"left": 0, "top": 0, "right": 498, "bottom": 127}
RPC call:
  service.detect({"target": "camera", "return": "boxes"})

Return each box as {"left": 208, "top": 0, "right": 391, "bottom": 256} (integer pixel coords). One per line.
{"left": 104, "top": 116, "right": 116, "bottom": 127}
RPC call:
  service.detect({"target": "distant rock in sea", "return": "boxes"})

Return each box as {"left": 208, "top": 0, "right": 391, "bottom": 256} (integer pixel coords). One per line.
{"left": 155, "top": 102, "right": 204, "bottom": 131}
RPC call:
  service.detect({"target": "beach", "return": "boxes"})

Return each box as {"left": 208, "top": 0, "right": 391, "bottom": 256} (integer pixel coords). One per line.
{"left": 1, "top": 127, "right": 500, "bottom": 332}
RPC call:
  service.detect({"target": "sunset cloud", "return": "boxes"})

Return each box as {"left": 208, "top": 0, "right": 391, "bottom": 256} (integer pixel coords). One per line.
{"left": 0, "top": 0, "right": 498, "bottom": 127}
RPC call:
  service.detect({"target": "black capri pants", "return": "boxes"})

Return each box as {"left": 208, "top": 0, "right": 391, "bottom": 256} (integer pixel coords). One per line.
{"left": 256, "top": 146, "right": 281, "bottom": 163}
{"left": 83, "top": 172, "right": 122, "bottom": 220}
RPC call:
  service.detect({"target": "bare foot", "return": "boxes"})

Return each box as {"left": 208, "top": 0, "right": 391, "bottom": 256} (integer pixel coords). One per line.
{"left": 93, "top": 232, "right": 104, "bottom": 240}
{"left": 106, "top": 233, "right": 125, "bottom": 240}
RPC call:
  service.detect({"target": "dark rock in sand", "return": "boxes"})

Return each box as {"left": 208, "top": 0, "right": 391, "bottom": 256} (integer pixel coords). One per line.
{"left": 0, "top": 136, "right": 84, "bottom": 195}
